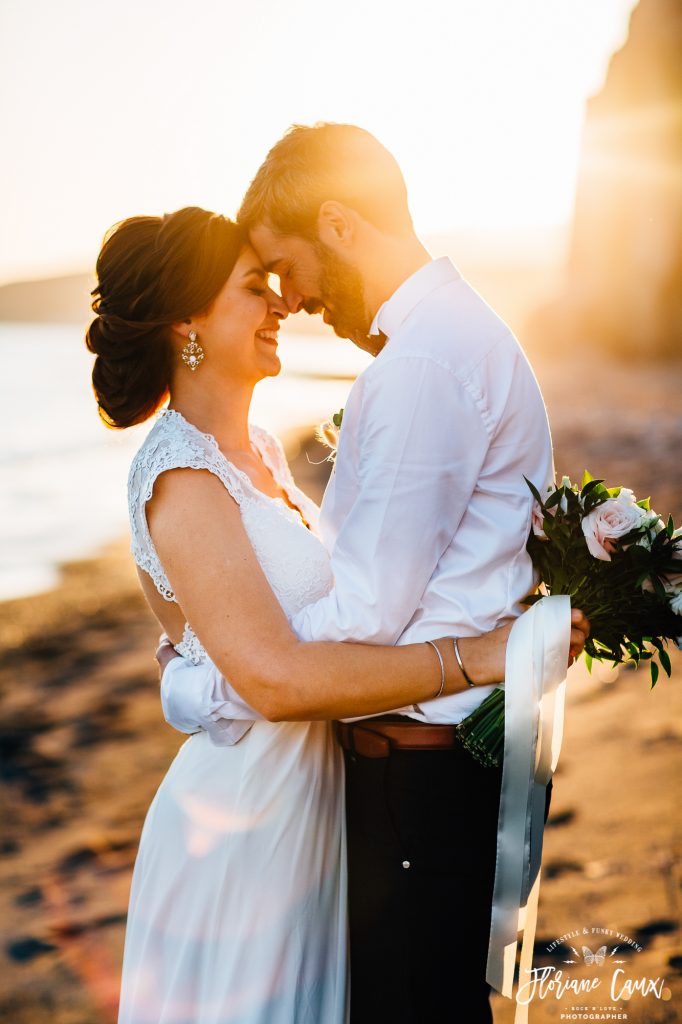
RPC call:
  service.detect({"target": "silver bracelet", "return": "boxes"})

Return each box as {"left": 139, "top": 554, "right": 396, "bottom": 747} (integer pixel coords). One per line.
{"left": 424, "top": 640, "right": 445, "bottom": 699}
{"left": 453, "top": 637, "right": 476, "bottom": 688}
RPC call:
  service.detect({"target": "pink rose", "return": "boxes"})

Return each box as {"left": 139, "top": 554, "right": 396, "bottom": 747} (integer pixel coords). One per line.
{"left": 581, "top": 490, "right": 646, "bottom": 561}
{"left": 642, "top": 570, "right": 682, "bottom": 595}
{"left": 531, "top": 502, "right": 548, "bottom": 539}
{"left": 663, "top": 571, "right": 682, "bottom": 593}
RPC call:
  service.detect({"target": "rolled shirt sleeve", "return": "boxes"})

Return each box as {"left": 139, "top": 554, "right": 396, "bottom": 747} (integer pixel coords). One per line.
{"left": 161, "top": 657, "right": 263, "bottom": 747}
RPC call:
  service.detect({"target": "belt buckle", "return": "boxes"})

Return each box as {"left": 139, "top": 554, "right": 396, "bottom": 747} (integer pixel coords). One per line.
{"left": 352, "top": 725, "right": 392, "bottom": 759}
{"left": 336, "top": 721, "right": 392, "bottom": 759}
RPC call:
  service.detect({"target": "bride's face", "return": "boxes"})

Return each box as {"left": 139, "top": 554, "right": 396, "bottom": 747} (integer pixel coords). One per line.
{"left": 189, "top": 246, "right": 287, "bottom": 384}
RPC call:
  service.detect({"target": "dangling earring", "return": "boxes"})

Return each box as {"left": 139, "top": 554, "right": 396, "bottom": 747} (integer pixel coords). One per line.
{"left": 181, "top": 329, "right": 205, "bottom": 371}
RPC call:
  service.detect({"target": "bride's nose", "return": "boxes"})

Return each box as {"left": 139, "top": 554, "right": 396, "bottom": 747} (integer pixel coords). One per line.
{"left": 267, "top": 289, "right": 288, "bottom": 321}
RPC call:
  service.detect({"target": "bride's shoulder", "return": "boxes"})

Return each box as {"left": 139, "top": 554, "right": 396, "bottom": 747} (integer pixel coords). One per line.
{"left": 132, "top": 408, "right": 210, "bottom": 458}
{"left": 127, "top": 409, "right": 225, "bottom": 493}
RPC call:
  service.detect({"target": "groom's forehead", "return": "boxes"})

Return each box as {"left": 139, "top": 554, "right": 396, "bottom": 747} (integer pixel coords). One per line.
{"left": 249, "top": 223, "right": 313, "bottom": 272}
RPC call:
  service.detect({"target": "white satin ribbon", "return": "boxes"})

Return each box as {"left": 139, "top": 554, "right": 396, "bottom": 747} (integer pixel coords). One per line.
{"left": 485, "top": 595, "right": 571, "bottom": 1022}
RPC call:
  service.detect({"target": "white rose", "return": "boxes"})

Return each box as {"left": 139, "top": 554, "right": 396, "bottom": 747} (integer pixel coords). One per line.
{"left": 670, "top": 591, "right": 682, "bottom": 616}
{"left": 615, "top": 487, "right": 639, "bottom": 508}
{"left": 640, "top": 509, "right": 665, "bottom": 533}
{"left": 581, "top": 495, "right": 648, "bottom": 561}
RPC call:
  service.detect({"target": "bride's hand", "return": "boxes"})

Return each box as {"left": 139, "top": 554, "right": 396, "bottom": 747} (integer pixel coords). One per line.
{"left": 156, "top": 637, "right": 181, "bottom": 678}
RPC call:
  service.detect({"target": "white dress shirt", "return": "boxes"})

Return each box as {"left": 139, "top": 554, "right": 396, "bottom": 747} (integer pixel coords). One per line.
{"left": 161, "top": 257, "right": 554, "bottom": 736}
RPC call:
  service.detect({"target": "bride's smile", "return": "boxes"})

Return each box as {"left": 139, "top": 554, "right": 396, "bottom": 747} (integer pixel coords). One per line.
{"left": 176, "top": 246, "right": 287, "bottom": 387}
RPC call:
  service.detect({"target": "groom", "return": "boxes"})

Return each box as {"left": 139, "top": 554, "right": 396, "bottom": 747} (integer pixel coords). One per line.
{"left": 159, "top": 123, "right": 555, "bottom": 1023}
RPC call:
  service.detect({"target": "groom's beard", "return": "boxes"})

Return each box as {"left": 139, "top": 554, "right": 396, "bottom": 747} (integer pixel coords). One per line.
{"left": 313, "top": 244, "right": 371, "bottom": 346}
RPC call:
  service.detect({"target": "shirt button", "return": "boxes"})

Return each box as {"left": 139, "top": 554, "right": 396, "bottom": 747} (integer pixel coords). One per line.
{"left": 402, "top": 860, "right": 411, "bottom": 870}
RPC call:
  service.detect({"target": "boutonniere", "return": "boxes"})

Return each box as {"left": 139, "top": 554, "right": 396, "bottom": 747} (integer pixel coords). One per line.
{"left": 316, "top": 407, "right": 344, "bottom": 460}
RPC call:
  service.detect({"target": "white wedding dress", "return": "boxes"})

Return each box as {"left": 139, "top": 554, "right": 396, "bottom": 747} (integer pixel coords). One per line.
{"left": 119, "top": 409, "right": 348, "bottom": 1024}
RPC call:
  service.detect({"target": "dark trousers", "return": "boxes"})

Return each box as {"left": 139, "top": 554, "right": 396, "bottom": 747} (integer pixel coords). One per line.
{"left": 345, "top": 737, "right": 552, "bottom": 1024}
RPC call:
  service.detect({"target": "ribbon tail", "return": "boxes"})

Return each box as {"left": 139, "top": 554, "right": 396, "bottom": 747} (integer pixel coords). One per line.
{"left": 486, "top": 595, "right": 571, "bottom": 1005}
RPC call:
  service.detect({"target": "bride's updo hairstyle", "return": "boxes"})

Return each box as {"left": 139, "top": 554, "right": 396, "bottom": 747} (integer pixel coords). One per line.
{"left": 86, "top": 207, "right": 244, "bottom": 428}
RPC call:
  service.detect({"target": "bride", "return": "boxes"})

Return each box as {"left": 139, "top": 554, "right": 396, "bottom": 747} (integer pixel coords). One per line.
{"left": 86, "top": 206, "right": 588, "bottom": 1024}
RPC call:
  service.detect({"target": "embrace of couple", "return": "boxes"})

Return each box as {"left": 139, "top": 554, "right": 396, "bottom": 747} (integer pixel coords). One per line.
{"left": 86, "top": 123, "right": 589, "bottom": 1024}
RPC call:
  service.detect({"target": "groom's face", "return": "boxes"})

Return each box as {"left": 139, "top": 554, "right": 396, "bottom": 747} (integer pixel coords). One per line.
{"left": 249, "top": 222, "right": 372, "bottom": 349}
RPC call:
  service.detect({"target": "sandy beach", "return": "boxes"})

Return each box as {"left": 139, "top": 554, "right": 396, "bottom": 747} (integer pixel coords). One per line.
{"left": 1, "top": 352, "right": 681, "bottom": 1023}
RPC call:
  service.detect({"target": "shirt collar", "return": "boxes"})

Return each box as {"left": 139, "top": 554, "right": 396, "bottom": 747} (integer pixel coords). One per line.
{"left": 369, "top": 256, "right": 461, "bottom": 339}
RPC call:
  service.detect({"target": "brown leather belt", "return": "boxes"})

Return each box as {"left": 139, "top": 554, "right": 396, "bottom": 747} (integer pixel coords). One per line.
{"left": 335, "top": 718, "right": 458, "bottom": 759}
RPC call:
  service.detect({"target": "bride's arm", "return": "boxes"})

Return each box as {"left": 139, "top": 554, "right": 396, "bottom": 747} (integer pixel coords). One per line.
{"left": 147, "top": 467, "right": 519, "bottom": 723}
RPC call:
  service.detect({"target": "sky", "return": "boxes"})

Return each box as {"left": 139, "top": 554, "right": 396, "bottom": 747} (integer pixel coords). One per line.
{"left": 0, "top": 0, "right": 638, "bottom": 283}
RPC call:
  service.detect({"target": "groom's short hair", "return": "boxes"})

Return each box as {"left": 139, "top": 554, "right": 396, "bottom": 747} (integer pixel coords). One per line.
{"left": 238, "top": 123, "right": 414, "bottom": 239}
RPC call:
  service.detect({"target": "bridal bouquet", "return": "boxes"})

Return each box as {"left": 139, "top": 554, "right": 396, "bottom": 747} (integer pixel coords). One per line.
{"left": 456, "top": 473, "right": 682, "bottom": 768}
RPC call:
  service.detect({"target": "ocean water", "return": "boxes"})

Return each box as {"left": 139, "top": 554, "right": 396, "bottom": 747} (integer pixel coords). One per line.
{"left": 0, "top": 323, "right": 369, "bottom": 601}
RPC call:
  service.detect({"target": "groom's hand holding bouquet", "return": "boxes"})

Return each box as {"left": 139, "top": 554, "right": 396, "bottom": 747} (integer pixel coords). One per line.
{"left": 458, "top": 472, "right": 682, "bottom": 766}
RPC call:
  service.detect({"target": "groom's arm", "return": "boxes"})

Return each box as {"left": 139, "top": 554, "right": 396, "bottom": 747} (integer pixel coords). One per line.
{"left": 159, "top": 354, "right": 490, "bottom": 735}
{"left": 291, "top": 353, "right": 490, "bottom": 644}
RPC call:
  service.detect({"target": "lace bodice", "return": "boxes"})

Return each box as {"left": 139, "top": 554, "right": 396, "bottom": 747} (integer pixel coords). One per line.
{"left": 127, "top": 409, "right": 333, "bottom": 662}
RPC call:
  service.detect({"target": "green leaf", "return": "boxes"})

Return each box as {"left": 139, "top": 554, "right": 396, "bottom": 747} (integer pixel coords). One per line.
{"left": 584, "top": 652, "right": 593, "bottom": 674}
{"left": 625, "top": 642, "right": 640, "bottom": 665}
{"left": 667, "top": 514, "right": 674, "bottom": 538}
{"left": 650, "top": 661, "right": 659, "bottom": 688}
{"left": 659, "top": 649, "right": 672, "bottom": 677}
{"left": 565, "top": 488, "right": 581, "bottom": 511}
{"left": 524, "top": 476, "right": 543, "bottom": 506}
{"left": 581, "top": 470, "right": 594, "bottom": 489}
{"left": 581, "top": 479, "right": 604, "bottom": 498}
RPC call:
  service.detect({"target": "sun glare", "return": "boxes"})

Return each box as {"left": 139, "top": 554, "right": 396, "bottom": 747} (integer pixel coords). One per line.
{"left": 0, "top": 0, "right": 638, "bottom": 282}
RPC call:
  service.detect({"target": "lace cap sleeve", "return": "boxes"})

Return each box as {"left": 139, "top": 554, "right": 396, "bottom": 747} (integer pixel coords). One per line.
{"left": 127, "top": 410, "right": 244, "bottom": 601}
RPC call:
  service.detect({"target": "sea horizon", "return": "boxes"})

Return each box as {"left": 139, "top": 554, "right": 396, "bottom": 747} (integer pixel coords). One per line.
{"left": 1, "top": 323, "right": 369, "bottom": 602}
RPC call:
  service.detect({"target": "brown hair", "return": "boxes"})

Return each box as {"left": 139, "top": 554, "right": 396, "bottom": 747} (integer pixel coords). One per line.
{"left": 237, "top": 122, "right": 414, "bottom": 239}
{"left": 86, "top": 207, "right": 244, "bottom": 428}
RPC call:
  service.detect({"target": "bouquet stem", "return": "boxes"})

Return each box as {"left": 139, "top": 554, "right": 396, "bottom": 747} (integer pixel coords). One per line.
{"left": 455, "top": 687, "right": 505, "bottom": 767}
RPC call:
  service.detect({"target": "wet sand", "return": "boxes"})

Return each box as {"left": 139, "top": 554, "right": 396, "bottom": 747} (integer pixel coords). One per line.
{"left": 1, "top": 353, "right": 681, "bottom": 1023}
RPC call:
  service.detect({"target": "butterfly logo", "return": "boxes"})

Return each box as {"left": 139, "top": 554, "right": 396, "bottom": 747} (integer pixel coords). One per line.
{"left": 582, "top": 945, "right": 607, "bottom": 965}
{"left": 563, "top": 944, "right": 626, "bottom": 966}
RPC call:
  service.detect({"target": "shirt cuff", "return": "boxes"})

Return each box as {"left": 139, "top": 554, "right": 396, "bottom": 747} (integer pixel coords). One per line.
{"left": 160, "top": 658, "right": 258, "bottom": 747}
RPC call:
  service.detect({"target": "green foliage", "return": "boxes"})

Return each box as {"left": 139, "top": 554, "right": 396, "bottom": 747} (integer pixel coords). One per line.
{"left": 457, "top": 472, "right": 681, "bottom": 767}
